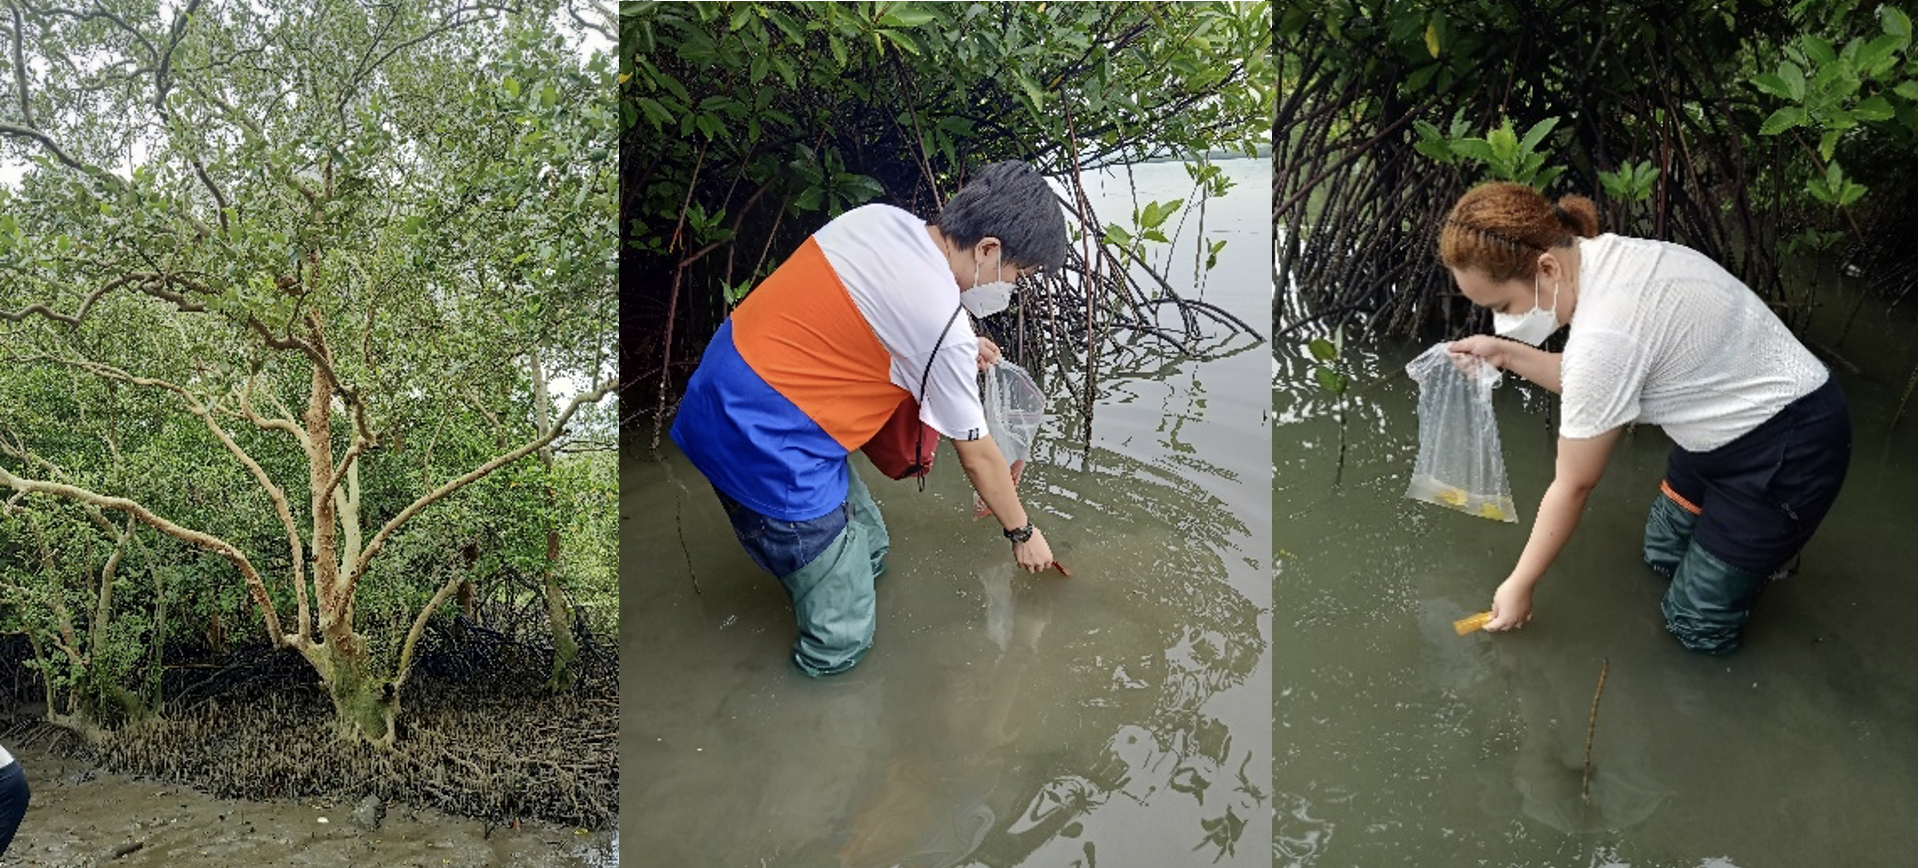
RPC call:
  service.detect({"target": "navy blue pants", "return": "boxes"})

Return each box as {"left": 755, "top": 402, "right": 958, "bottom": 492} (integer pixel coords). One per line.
{"left": 1643, "top": 374, "right": 1851, "bottom": 653}
{"left": 0, "top": 759, "right": 27, "bottom": 858}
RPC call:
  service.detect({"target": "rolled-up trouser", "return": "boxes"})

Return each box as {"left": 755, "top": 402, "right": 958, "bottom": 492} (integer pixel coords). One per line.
{"left": 1642, "top": 374, "right": 1851, "bottom": 654}
{"left": 715, "top": 465, "right": 890, "bottom": 676}
{"left": 0, "top": 758, "right": 28, "bottom": 857}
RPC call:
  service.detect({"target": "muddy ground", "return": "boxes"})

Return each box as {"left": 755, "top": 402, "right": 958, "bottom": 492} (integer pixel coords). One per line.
{"left": 0, "top": 637, "right": 617, "bottom": 866}
{"left": 1, "top": 745, "right": 615, "bottom": 867}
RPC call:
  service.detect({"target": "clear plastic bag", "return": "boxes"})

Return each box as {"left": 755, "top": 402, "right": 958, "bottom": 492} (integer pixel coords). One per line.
{"left": 973, "top": 361, "right": 1049, "bottom": 518}
{"left": 1403, "top": 343, "right": 1518, "bottom": 523}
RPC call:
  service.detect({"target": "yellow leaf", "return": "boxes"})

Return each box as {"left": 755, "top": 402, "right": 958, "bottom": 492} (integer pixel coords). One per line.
{"left": 1425, "top": 22, "right": 1440, "bottom": 59}
{"left": 617, "top": 72, "right": 631, "bottom": 85}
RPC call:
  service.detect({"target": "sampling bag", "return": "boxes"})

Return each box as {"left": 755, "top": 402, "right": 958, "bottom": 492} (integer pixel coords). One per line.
{"left": 1403, "top": 342, "right": 1518, "bottom": 523}
{"left": 974, "top": 360, "right": 1049, "bottom": 518}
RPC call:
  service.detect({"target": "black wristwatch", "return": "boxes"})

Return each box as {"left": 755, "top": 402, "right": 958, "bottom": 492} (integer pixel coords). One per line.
{"left": 1003, "top": 521, "right": 1035, "bottom": 544}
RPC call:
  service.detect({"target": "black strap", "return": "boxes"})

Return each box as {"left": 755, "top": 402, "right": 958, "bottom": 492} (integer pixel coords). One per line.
{"left": 913, "top": 305, "right": 964, "bottom": 492}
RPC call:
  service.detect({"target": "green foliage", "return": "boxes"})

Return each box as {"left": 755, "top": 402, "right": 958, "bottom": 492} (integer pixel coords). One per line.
{"left": 622, "top": 0, "right": 1270, "bottom": 321}
{"left": 1808, "top": 161, "right": 1870, "bottom": 206}
{"left": 1307, "top": 329, "right": 1347, "bottom": 397}
{"left": 1598, "top": 159, "right": 1662, "bottom": 203}
{"left": 1750, "top": 4, "right": 1916, "bottom": 208}
{"left": 1, "top": 0, "right": 616, "bottom": 738}
{"left": 1416, "top": 115, "right": 1566, "bottom": 190}
{"left": 1105, "top": 197, "right": 1184, "bottom": 255}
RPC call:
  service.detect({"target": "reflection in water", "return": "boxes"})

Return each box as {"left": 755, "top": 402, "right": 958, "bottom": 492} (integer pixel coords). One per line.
{"left": 1273, "top": 281, "right": 1918, "bottom": 865}
{"left": 629, "top": 159, "right": 1271, "bottom": 865}
{"left": 837, "top": 572, "right": 1052, "bottom": 868}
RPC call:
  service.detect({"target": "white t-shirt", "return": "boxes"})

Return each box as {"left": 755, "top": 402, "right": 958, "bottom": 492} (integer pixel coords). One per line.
{"left": 1559, "top": 234, "right": 1826, "bottom": 452}
{"left": 814, "top": 204, "right": 989, "bottom": 441}
{"left": 0, "top": 743, "right": 12, "bottom": 767}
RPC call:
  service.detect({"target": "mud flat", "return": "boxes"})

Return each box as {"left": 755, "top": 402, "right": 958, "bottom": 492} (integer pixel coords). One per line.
{"left": 4, "top": 747, "right": 614, "bottom": 867}
{"left": 1, "top": 645, "right": 617, "bottom": 866}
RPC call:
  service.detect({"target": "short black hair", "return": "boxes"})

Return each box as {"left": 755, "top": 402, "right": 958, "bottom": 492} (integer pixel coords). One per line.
{"left": 930, "top": 161, "right": 1068, "bottom": 272}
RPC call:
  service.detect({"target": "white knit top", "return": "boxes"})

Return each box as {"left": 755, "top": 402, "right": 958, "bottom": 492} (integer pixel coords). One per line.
{"left": 1559, "top": 234, "right": 1827, "bottom": 452}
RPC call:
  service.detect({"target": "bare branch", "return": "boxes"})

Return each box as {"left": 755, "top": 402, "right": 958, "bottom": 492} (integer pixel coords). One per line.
{"left": 190, "top": 158, "right": 232, "bottom": 235}
{"left": 151, "top": 0, "right": 201, "bottom": 110}
{"left": 22, "top": 352, "right": 194, "bottom": 398}
{"left": 176, "top": 78, "right": 319, "bottom": 205}
{"left": 0, "top": 301, "right": 82, "bottom": 326}
{"left": 54, "top": 3, "right": 159, "bottom": 61}
{"left": 353, "top": 378, "right": 613, "bottom": 583}
{"left": 338, "top": 3, "right": 512, "bottom": 114}
{"left": 319, "top": 435, "right": 368, "bottom": 509}
{"left": 14, "top": 355, "right": 314, "bottom": 643}
{"left": 0, "top": 464, "right": 288, "bottom": 647}
{"left": 91, "top": 514, "right": 135, "bottom": 653}
{"left": 393, "top": 570, "right": 464, "bottom": 691}
{"left": 568, "top": 0, "right": 615, "bottom": 44}
{"left": 201, "top": 393, "right": 311, "bottom": 642}
{"left": 0, "top": 121, "right": 120, "bottom": 187}
{"left": 0, "top": 273, "right": 195, "bottom": 326}
{"left": 238, "top": 374, "right": 309, "bottom": 443}
{"left": 0, "top": 426, "right": 137, "bottom": 542}
{"left": 8, "top": 1, "right": 36, "bottom": 127}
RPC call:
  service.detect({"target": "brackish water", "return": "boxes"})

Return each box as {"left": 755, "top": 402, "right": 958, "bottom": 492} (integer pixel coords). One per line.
{"left": 625, "top": 159, "right": 1273, "bottom": 866}
{"left": 1273, "top": 277, "right": 1918, "bottom": 865}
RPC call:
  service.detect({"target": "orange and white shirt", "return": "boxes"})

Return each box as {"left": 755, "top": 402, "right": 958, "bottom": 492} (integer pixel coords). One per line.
{"left": 671, "top": 204, "right": 987, "bottom": 520}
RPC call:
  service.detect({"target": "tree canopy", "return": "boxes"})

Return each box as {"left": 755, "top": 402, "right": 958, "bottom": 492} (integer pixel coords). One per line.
{"left": 1, "top": 0, "right": 617, "bottom": 747}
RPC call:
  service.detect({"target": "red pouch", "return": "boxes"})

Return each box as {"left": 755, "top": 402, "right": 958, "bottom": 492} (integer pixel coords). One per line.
{"left": 861, "top": 304, "right": 961, "bottom": 482}
{"left": 862, "top": 395, "right": 939, "bottom": 480}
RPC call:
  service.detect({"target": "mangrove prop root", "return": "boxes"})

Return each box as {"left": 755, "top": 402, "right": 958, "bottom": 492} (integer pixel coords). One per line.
{"left": 1582, "top": 657, "right": 1610, "bottom": 802}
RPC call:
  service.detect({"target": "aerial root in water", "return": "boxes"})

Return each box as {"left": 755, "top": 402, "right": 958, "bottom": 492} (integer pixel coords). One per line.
{"left": 1582, "top": 657, "right": 1610, "bottom": 802}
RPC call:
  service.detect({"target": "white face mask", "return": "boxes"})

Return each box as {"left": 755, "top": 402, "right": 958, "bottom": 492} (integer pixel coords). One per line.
{"left": 962, "top": 253, "right": 1015, "bottom": 318}
{"left": 1492, "top": 274, "right": 1560, "bottom": 346}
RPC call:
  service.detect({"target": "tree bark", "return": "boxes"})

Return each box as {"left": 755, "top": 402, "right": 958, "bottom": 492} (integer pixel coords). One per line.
{"left": 530, "top": 352, "right": 579, "bottom": 691}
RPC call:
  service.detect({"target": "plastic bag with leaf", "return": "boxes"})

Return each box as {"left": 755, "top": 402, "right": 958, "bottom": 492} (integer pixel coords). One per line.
{"left": 1403, "top": 343, "right": 1518, "bottom": 523}
{"left": 973, "top": 361, "right": 1049, "bottom": 518}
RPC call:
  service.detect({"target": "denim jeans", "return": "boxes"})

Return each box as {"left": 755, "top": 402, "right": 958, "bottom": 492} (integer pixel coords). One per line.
{"left": 715, "top": 466, "right": 891, "bottom": 676}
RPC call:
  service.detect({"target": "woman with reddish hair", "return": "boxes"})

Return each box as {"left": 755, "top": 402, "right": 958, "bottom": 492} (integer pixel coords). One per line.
{"left": 1439, "top": 182, "right": 1850, "bottom": 654}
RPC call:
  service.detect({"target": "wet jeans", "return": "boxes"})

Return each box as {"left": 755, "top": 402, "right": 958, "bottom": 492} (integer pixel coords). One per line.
{"left": 715, "top": 467, "right": 891, "bottom": 676}
{"left": 0, "top": 759, "right": 27, "bottom": 857}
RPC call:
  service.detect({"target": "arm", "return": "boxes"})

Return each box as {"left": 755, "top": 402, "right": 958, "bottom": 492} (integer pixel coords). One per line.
{"left": 951, "top": 435, "right": 1055, "bottom": 573}
{"left": 1449, "top": 335, "right": 1564, "bottom": 394}
{"left": 1485, "top": 427, "right": 1622, "bottom": 631}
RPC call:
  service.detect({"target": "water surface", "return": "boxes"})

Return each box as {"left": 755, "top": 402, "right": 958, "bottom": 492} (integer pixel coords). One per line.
{"left": 1273, "top": 281, "right": 1918, "bottom": 866}
{"left": 626, "top": 159, "right": 1273, "bottom": 866}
